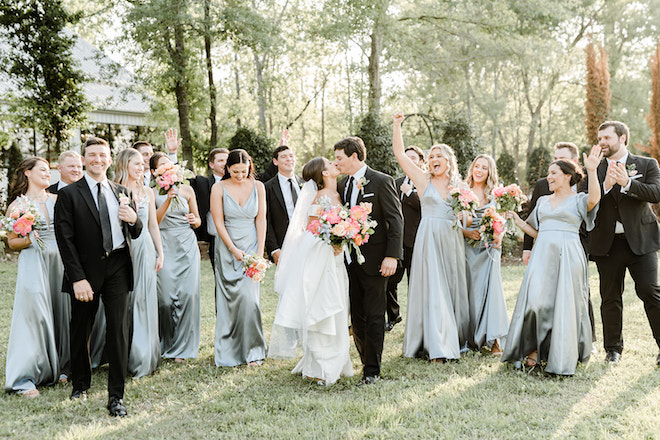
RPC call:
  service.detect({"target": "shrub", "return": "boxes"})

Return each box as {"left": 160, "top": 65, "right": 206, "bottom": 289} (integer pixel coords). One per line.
{"left": 496, "top": 151, "right": 517, "bottom": 185}
{"left": 355, "top": 113, "right": 397, "bottom": 176}
{"left": 527, "top": 147, "right": 552, "bottom": 186}
{"left": 441, "top": 113, "right": 479, "bottom": 178}
{"left": 227, "top": 127, "right": 273, "bottom": 175}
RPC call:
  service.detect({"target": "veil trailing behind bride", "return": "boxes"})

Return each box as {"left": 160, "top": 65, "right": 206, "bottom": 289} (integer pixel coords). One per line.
{"left": 268, "top": 180, "right": 353, "bottom": 385}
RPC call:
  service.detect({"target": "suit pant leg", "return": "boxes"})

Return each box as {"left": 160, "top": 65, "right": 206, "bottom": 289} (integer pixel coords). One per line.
{"left": 208, "top": 237, "right": 215, "bottom": 270}
{"left": 70, "top": 294, "right": 101, "bottom": 392}
{"left": 385, "top": 246, "right": 413, "bottom": 323}
{"left": 348, "top": 263, "right": 388, "bottom": 378}
{"left": 101, "top": 253, "right": 132, "bottom": 400}
{"left": 626, "top": 250, "right": 660, "bottom": 350}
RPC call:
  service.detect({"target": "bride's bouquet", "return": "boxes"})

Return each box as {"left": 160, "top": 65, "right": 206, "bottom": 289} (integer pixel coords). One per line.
{"left": 0, "top": 195, "right": 47, "bottom": 250}
{"left": 150, "top": 160, "right": 194, "bottom": 210}
{"left": 448, "top": 186, "right": 479, "bottom": 230}
{"left": 467, "top": 206, "right": 506, "bottom": 249}
{"left": 242, "top": 253, "right": 270, "bottom": 282}
{"left": 306, "top": 198, "right": 377, "bottom": 264}
{"left": 493, "top": 184, "right": 527, "bottom": 233}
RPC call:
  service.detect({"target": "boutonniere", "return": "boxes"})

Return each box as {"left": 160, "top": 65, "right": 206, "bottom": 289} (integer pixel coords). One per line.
{"left": 118, "top": 192, "right": 130, "bottom": 206}
{"left": 626, "top": 163, "right": 637, "bottom": 176}
{"left": 356, "top": 177, "right": 370, "bottom": 194}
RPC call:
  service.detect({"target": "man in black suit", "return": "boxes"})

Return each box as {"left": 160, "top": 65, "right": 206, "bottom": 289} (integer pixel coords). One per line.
{"left": 189, "top": 147, "right": 229, "bottom": 268}
{"left": 265, "top": 145, "right": 303, "bottom": 264}
{"left": 47, "top": 150, "right": 83, "bottom": 194}
{"left": 335, "top": 137, "right": 403, "bottom": 385}
{"left": 54, "top": 137, "right": 142, "bottom": 417}
{"left": 385, "top": 146, "right": 424, "bottom": 332}
{"left": 587, "top": 121, "right": 660, "bottom": 366}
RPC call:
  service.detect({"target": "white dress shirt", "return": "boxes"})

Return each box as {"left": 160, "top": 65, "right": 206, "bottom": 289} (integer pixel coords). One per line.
{"left": 277, "top": 172, "right": 300, "bottom": 219}
{"left": 346, "top": 164, "right": 368, "bottom": 207}
{"left": 207, "top": 174, "right": 223, "bottom": 236}
{"left": 604, "top": 152, "right": 630, "bottom": 234}
{"left": 84, "top": 173, "right": 125, "bottom": 250}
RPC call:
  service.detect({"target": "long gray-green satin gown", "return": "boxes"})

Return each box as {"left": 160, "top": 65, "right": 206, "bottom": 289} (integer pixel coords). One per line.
{"left": 128, "top": 194, "right": 161, "bottom": 377}
{"left": 156, "top": 193, "right": 201, "bottom": 359}
{"left": 464, "top": 200, "right": 509, "bottom": 350}
{"left": 5, "top": 197, "right": 62, "bottom": 393}
{"left": 214, "top": 183, "right": 267, "bottom": 367}
{"left": 402, "top": 184, "right": 469, "bottom": 360}
{"left": 502, "top": 193, "right": 596, "bottom": 375}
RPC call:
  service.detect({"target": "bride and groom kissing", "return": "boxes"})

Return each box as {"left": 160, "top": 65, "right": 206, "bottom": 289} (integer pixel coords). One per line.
{"left": 269, "top": 136, "right": 403, "bottom": 386}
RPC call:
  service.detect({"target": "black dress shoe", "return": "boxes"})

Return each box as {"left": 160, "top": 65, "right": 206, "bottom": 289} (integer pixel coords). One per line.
{"left": 356, "top": 375, "right": 380, "bottom": 387}
{"left": 107, "top": 398, "right": 128, "bottom": 417}
{"left": 70, "top": 390, "right": 87, "bottom": 401}
{"left": 385, "top": 316, "right": 403, "bottom": 332}
{"left": 604, "top": 350, "right": 621, "bottom": 363}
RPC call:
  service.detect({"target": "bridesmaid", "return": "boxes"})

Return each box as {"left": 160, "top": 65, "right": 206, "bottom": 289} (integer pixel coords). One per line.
{"left": 114, "top": 148, "right": 164, "bottom": 377}
{"left": 211, "top": 149, "right": 267, "bottom": 367}
{"left": 392, "top": 112, "right": 470, "bottom": 363}
{"left": 502, "top": 147, "right": 602, "bottom": 375}
{"left": 462, "top": 155, "right": 509, "bottom": 356}
{"left": 151, "top": 152, "right": 202, "bottom": 362}
{"left": 4, "top": 157, "right": 63, "bottom": 397}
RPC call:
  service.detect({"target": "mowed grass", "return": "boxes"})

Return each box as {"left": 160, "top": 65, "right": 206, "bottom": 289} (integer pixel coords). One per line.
{"left": 0, "top": 254, "right": 659, "bottom": 439}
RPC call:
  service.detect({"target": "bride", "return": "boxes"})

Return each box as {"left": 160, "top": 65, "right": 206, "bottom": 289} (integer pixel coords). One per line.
{"left": 268, "top": 157, "right": 354, "bottom": 385}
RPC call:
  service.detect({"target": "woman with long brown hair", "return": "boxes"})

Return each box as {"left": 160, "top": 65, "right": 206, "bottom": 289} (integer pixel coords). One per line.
{"left": 4, "top": 157, "right": 65, "bottom": 397}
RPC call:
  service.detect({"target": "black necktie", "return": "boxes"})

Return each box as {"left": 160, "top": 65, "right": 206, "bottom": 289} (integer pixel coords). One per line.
{"left": 97, "top": 182, "right": 113, "bottom": 254}
{"left": 345, "top": 176, "right": 354, "bottom": 207}
{"left": 288, "top": 178, "right": 298, "bottom": 205}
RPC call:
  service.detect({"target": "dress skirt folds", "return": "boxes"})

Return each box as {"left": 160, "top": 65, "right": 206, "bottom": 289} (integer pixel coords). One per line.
{"left": 403, "top": 184, "right": 469, "bottom": 360}
{"left": 214, "top": 184, "right": 267, "bottom": 367}
{"left": 5, "top": 198, "right": 63, "bottom": 392}
{"left": 156, "top": 194, "right": 201, "bottom": 359}
{"left": 501, "top": 193, "right": 596, "bottom": 375}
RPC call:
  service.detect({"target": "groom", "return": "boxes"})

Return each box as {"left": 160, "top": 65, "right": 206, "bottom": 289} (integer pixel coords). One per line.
{"left": 335, "top": 137, "right": 403, "bottom": 385}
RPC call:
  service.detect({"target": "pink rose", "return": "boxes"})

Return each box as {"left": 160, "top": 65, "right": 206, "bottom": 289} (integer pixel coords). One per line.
{"left": 13, "top": 217, "right": 33, "bottom": 236}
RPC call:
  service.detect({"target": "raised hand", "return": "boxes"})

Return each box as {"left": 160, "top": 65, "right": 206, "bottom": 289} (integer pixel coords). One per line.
{"left": 164, "top": 128, "right": 182, "bottom": 153}
{"left": 583, "top": 145, "right": 603, "bottom": 172}
{"left": 279, "top": 129, "right": 290, "bottom": 146}
{"left": 393, "top": 111, "right": 404, "bottom": 126}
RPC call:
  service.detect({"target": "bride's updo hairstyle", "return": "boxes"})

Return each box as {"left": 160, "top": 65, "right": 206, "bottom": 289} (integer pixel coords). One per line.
{"left": 302, "top": 157, "right": 326, "bottom": 189}
{"left": 551, "top": 159, "right": 584, "bottom": 186}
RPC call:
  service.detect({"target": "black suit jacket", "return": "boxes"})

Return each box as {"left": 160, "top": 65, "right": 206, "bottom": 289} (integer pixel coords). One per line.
{"left": 338, "top": 167, "right": 404, "bottom": 276}
{"left": 189, "top": 174, "right": 217, "bottom": 242}
{"left": 47, "top": 181, "right": 60, "bottom": 195}
{"left": 54, "top": 178, "right": 143, "bottom": 294}
{"left": 587, "top": 154, "right": 660, "bottom": 256}
{"left": 394, "top": 176, "right": 421, "bottom": 249}
{"left": 265, "top": 174, "right": 303, "bottom": 258}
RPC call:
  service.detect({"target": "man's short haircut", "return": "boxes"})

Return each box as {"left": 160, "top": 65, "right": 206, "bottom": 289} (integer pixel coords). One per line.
{"left": 333, "top": 137, "right": 366, "bottom": 162}
{"left": 209, "top": 147, "right": 229, "bottom": 163}
{"left": 272, "top": 145, "right": 291, "bottom": 160}
{"left": 553, "top": 142, "right": 579, "bottom": 159}
{"left": 132, "top": 140, "right": 152, "bottom": 150}
{"left": 82, "top": 137, "right": 109, "bottom": 155}
{"left": 598, "top": 121, "right": 630, "bottom": 146}
{"left": 58, "top": 150, "right": 82, "bottom": 163}
{"left": 405, "top": 145, "right": 425, "bottom": 162}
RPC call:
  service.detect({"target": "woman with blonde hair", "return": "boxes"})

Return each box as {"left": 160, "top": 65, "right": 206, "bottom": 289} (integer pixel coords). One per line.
{"left": 392, "top": 112, "right": 469, "bottom": 363}
{"left": 462, "top": 154, "right": 509, "bottom": 356}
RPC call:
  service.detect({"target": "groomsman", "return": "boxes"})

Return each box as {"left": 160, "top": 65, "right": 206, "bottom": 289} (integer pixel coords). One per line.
{"left": 385, "top": 145, "right": 424, "bottom": 332}
{"left": 55, "top": 137, "right": 142, "bottom": 416}
{"left": 189, "top": 148, "right": 229, "bottom": 268}
{"left": 265, "top": 145, "right": 303, "bottom": 265}
{"left": 587, "top": 121, "right": 660, "bottom": 366}
{"left": 134, "top": 128, "right": 180, "bottom": 186}
{"left": 335, "top": 137, "right": 403, "bottom": 385}
{"left": 47, "top": 150, "right": 83, "bottom": 194}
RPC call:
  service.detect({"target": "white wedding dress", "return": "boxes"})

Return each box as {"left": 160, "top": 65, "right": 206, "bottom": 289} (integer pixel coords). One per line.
{"left": 268, "top": 184, "right": 353, "bottom": 385}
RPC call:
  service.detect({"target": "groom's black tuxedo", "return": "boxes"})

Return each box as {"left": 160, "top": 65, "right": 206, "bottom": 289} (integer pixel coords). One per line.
{"left": 265, "top": 174, "right": 303, "bottom": 260}
{"left": 55, "top": 177, "right": 142, "bottom": 400}
{"left": 586, "top": 154, "right": 660, "bottom": 354}
{"left": 339, "top": 166, "right": 403, "bottom": 378}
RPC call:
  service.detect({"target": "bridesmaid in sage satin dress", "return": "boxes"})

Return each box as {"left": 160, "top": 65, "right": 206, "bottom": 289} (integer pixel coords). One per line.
{"left": 4, "top": 157, "right": 63, "bottom": 398}
{"left": 151, "top": 152, "right": 202, "bottom": 363}
{"left": 114, "top": 148, "right": 164, "bottom": 377}
{"left": 392, "top": 112, "right": 470, "bottom": 363}
{"left": 210, "top": 149, "right": 267, "bottom": 367}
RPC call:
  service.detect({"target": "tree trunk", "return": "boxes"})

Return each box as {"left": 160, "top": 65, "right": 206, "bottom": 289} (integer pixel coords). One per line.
{"left": 204, "top": 0, "right": 217, "bottom": 148}
{"left": 253, "top": 52, "right": 267, "bottom": 132}
{"left": 171, "top": 22, "right": 194, "bottom": 169}
{"left": 367, "top": 25, "right": 382, "bottom": 118}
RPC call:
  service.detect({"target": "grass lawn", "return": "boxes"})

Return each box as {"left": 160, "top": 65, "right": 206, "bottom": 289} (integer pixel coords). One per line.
{"left": 0, "top": 255, "right": 659, "bottom": 439}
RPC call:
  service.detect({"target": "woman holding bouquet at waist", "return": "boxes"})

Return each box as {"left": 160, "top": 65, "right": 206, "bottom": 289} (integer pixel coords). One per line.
{"left": 392, "top": 112, "right": 470, "bottom": 363}
{"left": 4, "top": 157, "right": 63, "bottom": 397}
{"left": 150, "top": 152, "right": 201, "bottom": 363}
{"left": 268, "top": 157, "right": 354, "bottom": 385}
{"left": 211, "top": 149, "right": 267, "bottom": 367}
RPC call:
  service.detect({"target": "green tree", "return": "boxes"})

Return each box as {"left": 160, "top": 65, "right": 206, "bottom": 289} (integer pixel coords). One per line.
{"left": 585, "top": 41, "right": 610, "bottom": 147}
{"left": 526, "top": 146, "right": 552, "bottom": 187}
{"left": 227, "top": 127, "right": 273, "bottom": 175}
{"left": 0, "top": 0, "right": 87, "bottom": 159}
{"left": 355, "top": 113, "right": 396, "bottom": 176}
{"left": 441, "top": 112, "right": 479, "bottom": 178}
{"left": 496, "top": 151, "right": 517, "bottom": 185}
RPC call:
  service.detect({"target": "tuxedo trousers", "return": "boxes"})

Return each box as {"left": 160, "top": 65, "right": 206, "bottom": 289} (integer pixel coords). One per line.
{"left": 386, "top": 245, "right": 413, "bottom": 323}
{"left": 347, "top": 262, "right": 388, "bottom": 378}
{"left": 69, "top": 249, "right": 131, "bottom": 400}
{"left": 593, "top": 235, "right": 660, "bottom": 353}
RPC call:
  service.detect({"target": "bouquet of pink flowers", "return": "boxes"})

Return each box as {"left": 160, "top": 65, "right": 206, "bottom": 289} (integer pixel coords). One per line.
{"left": 493, "top": 184, "right": 527, "bottom": 232}
{"left": 0, "top": 195, "right": 47, "bottom": 250}
{"left": 468, "top": 206, "right": 506, "bottom": 249}
{"left": 307, "top": 197, "right": 377, "bottom": 264}
{"left": 448, "top": 186, "right": 479, "bottom": 230}
{"left": 150, "top": 161, "right": 194, "bottom": 209}
{"left": 242, "top": 253, "right": 271, "bottom": 282}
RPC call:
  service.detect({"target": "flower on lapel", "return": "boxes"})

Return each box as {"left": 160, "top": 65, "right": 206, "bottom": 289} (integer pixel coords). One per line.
{"left": 118, "top": 192, "right": 130, "bottom": 206}
{"left": 626, "top": 163, "right": 637, "bottom": 176}
{"left": 356, "top": 177, "right": 370, "bottom": 194}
